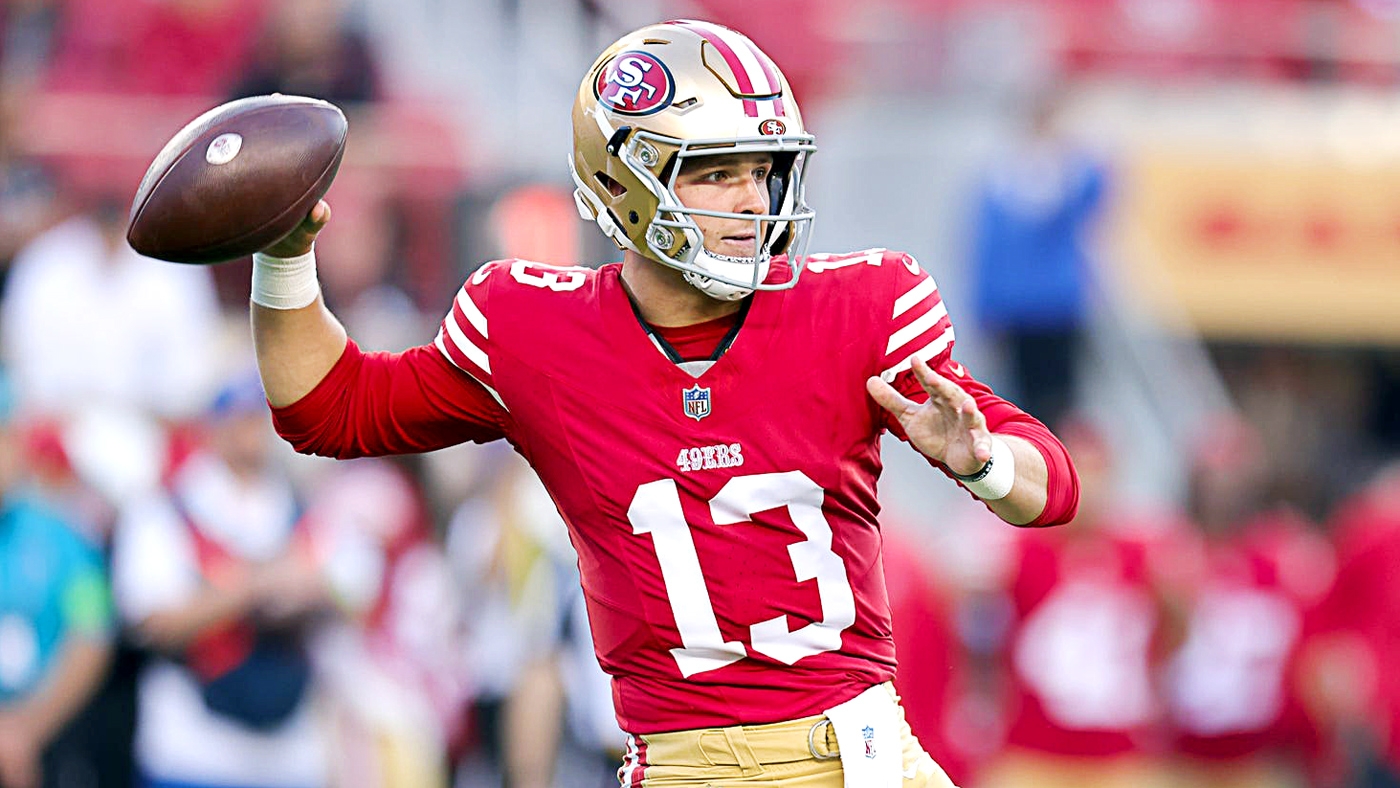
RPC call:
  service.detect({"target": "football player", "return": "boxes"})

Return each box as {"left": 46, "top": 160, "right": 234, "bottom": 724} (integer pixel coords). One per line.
{"left": 247, "top": 19, "right": 1079, "bottom": 787}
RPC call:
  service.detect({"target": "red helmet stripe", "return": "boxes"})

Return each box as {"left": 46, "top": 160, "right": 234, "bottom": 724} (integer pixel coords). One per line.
{"left": 672, "top": 20, "right": 760, "bottom": 117}
{"left": 747, "top": 44, "right": 787, "bottom": 117}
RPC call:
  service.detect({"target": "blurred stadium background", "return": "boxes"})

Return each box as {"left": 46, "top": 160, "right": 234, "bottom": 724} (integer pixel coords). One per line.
{"left": 2, "top": 0, "right": 1400, "bottom": 787}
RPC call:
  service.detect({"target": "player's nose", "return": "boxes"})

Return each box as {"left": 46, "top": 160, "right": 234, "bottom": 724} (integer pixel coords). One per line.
{"left": 735, "top": 176, "right": 769, "bottom": 216}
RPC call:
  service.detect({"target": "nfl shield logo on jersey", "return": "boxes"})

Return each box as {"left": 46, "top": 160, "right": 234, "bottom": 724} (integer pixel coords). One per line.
{"left": 863, "top": 725, "right": 876, "bottom": 759}
{"left": 682, "top": 384, "right": 711, "bottom": 421}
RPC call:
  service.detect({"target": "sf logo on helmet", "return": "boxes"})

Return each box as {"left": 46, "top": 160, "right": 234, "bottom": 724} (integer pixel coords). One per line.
{"left": 758, "top": 119, "right": 786, "bottom": 136}
{"left": 596, "top": 51, "right": 674, "bottom": 116}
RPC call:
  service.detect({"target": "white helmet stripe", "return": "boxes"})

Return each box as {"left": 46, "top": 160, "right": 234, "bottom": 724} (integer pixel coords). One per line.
{"left": 709, "top": 25, "right": 775, "bottom": 94}
{"left": 671, "top": 20, "right": 784, "bottom": 117}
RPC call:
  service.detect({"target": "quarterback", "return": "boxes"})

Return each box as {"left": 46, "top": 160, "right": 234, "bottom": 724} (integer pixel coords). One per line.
{"left": 249, "top": 19, "right": 1078, "bottom": 787}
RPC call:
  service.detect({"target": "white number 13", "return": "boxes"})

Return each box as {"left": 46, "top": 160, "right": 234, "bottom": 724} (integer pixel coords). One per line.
{"left": 627, "top": 471, "right": 856, "bottom": 678}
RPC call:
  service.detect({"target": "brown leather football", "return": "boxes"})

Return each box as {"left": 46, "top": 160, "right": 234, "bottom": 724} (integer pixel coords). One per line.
{"left": 127, "top": 95, "right": 348, "bottom": 264}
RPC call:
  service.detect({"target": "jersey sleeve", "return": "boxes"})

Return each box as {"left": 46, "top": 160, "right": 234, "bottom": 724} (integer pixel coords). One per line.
{"left": 434, "top": 260, "right": 505, "bottom": 404}
{"left": 874, "top": 253, "right": 1078, "bottom": 527}
{"left": 271, "top": 338, "right": 509, "bottom": 459}
{"left": 875, "top": 252, "right": 957, "bottom": 382}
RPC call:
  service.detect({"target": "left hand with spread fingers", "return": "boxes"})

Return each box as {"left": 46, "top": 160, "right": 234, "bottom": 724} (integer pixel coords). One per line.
{"left": 866, "top": 355, "right": 991, "bottom": 475}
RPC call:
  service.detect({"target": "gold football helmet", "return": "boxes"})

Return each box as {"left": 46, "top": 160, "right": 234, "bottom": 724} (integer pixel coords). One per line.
{"left": 571, "top": 19, "right": 816, "bottom": 300}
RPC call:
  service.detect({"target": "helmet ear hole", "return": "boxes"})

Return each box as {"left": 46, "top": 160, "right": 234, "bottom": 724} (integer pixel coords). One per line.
{"left": 764, "top": 152, "right": 796, "bottom": 253}
{"left": 769, "top": 226, "right": 792, "bottom": 254}
{"left": 594, "top": 171, "right": 626, "bottom": 198}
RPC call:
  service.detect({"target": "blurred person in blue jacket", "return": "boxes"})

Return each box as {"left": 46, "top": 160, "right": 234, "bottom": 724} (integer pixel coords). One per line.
{"left": 0, "top": 370, "right": 116, "bottom": 788}
{"left": 970, "top": 88, "right": 1106, "bottom": 430}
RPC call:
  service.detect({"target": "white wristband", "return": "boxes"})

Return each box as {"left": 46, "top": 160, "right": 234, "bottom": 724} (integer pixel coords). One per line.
{"left": 252, "top": 247, "right": 320, "bottom": 310}
{"left": 954, "top": 435, "right": 1016, "bottom": 501}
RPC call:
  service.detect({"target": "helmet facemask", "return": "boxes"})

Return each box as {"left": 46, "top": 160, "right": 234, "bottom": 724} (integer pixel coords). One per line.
{"left": 624, "top": 131, "right": 816, "bottom": 301}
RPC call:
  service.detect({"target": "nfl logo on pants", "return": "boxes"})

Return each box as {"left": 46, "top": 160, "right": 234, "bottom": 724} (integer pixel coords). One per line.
{"left": 682, "top": 384, "right": 711, "bottom": 421}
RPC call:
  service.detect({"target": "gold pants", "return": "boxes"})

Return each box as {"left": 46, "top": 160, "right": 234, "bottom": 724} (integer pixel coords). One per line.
{"left": 618, "top": 684, "right": 957, "bottom": 787}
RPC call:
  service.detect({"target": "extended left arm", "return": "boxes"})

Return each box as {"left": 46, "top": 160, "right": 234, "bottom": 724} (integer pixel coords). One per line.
{"left": 867, "top": 355, "right": 1077, "bottom": 526}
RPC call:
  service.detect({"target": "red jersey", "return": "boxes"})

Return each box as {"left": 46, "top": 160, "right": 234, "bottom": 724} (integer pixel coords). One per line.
{"left": 1003, "top": 524, "right": 1170, "bottom": 758}
{"left": 273, "top": 249, "right": 1077, "bottom": 733}
{"left": 1164, "top": 512, "right": 1331, "bottom": 761}
{"left": 1315, "top": 481, "right": 1400, "bottom": 768}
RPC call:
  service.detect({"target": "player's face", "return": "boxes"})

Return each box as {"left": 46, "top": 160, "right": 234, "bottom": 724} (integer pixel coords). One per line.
{"left": 672, "top": 152, "right": 773, "bottom": 259}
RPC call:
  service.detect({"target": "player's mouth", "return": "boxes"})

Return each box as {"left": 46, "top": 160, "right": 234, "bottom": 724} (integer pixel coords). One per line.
{"left": 719, "top": 233, "right": 758, "bottom": 253}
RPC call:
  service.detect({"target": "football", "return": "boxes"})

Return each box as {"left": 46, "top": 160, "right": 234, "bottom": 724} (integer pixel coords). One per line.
{"left": 127, "top": 94, "right": 348, "bottom": 264}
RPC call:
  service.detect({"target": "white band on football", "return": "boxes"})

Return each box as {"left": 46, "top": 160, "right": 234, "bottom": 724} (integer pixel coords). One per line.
{"left": 958, "top": 435, "right": 1016, "bottom": 501}
{"left": 252, "top": 247, "right": 320, "bottom": 310}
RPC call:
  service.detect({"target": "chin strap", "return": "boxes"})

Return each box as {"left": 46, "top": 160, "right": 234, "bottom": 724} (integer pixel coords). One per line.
{"left": 682, "top": 251, "right": 770, "bottom": 301}
{"left": 683, "top": 271, "right": 750, "bottom": 301}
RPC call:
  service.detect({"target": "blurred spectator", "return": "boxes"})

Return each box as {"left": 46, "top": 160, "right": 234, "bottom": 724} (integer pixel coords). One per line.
{"left": 45, "top": 0, "right": 263, "bottom": 95}
{"left": 110, "top": 372, "right": 331, "bottom": 788}
{"left": 314, "top": 186, "right": 429, "bottom": 352}
{"left": 446, "top": 450, "right": 563, "bottom": 788}
{"left": 969, "top": 88, "right": 1106, "bottom": 429}
{"left": 978, "top": 418, "right": 1176, "bottom": 788}
{"left": 0, "top": 372, "right": 117, "bottom": 788}
{"left": 37, "top": 0, "right": 131, "bottom": 92}
{"left": 882, "top": 521, "right": 974, "bottom": 786}
{"left": 0, "top": 0, "right": 60, "bottom": 88}
{"left": 15, "top": 409, "right": 143, "bottom": 788}
{"left": 1160, "top": 416, "right": 1333, "bottom": 788}
{"left": 554, "top": 580, "right": 625, "bottom": 788}
{"left": 229, "top": 0, "right": 379, "bottom": 104}
{"left": 446, "top": 451, "right": 618, "bottom": 788}
{"left": 0, "top": 195, "right": 223, "bottom": 422}
{"left": 1222, "top": 346, "right": 1376, "bottom": 520}
{"left": 1303, "top": 463, "right": 1400, "bottom": 787}
{"left": 302, "top": 457, "right": 468, "bottom": 788}
{"left": 124, "top": 0, "right": 267, "bottom": 96}
{"left": 0, "top": 85, "right": 58, "bottom": 279}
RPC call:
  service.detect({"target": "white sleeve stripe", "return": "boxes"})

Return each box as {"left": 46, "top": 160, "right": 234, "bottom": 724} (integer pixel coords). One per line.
{"left": 434, "top": 332, "right": 507, "bottom": 408}
{"left": 879, "top": 326, "right": 955, "bottom": 382}
{"left": 886, "top": 301, "right": 948, "bottom": 354}
{"left": 443, "top": 313, "right": 493, "bottom": 375}
{"left": 892, "top": 277, "right": 938, "bottom": 319}
{"left": 455, "top": 288, "right": 488, "bottom": 338}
